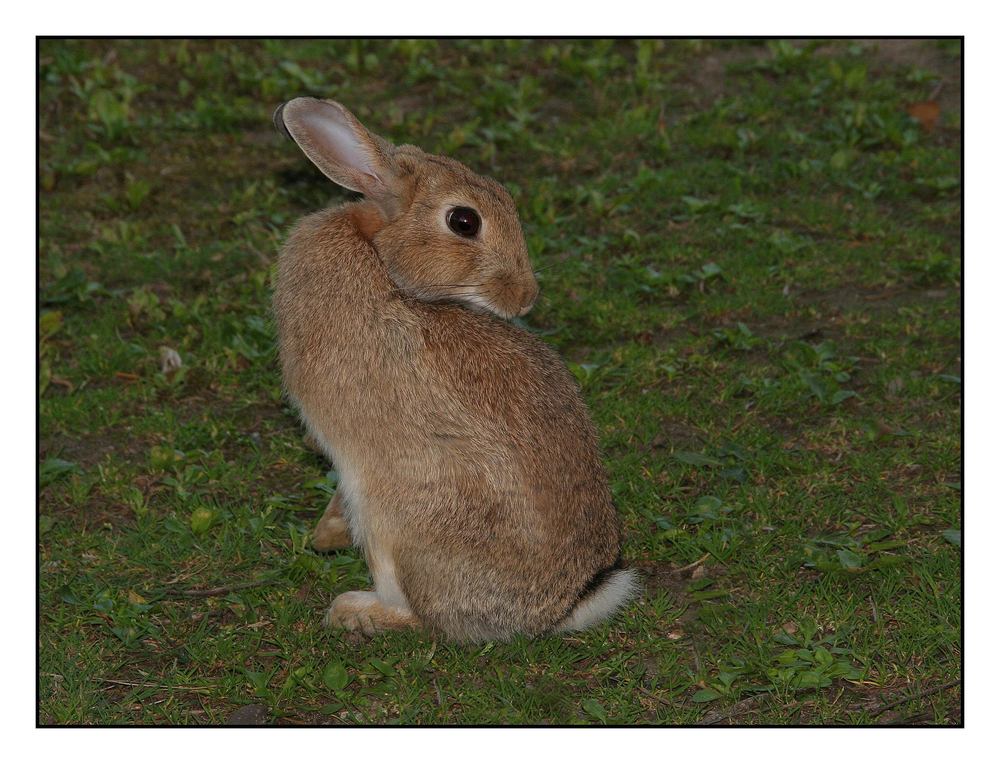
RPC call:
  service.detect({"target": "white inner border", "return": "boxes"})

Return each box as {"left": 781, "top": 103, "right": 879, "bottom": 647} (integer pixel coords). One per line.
{"left": 13, "top": 5, "right": 983, "bottom": 759}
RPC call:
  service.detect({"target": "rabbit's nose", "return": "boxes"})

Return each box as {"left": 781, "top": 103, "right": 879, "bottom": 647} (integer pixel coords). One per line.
{"left": 518, "top": 281, "right": 539, "bottom": 316}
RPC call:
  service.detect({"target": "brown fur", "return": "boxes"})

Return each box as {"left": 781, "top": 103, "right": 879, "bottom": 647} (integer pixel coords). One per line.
{"left": 272, "top": 98, "right": 632, "bottom": 642}
{"left": 312, "top": 494, "right": 352, "bottom": 552}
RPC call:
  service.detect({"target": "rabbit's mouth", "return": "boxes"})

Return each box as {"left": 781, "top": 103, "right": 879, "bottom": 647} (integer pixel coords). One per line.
{"left": 438, "top": 282, "right": 537, "bottom": 321}
{"left": 457, "top": 292, "right": 516, "bottom": 320}
{"left": 393, "top": 283, "right": 521, "bottom": 321}
{"left": 388, "top": 270, "right": 537, "bottom": 321}
{"left": 430, "top": 289, "right": 512, "bottom": 320}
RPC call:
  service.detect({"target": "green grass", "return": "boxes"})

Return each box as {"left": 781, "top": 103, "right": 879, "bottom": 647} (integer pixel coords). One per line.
{"left": 38, "top": 38, "right": 961, "bottom": 725}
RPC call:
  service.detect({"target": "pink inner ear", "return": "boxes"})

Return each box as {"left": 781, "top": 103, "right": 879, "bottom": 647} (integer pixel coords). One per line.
{"left": 300, "top": 106, "right": 381, "bottom": 183}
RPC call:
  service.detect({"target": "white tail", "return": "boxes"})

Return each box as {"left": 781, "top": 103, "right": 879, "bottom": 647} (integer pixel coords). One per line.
{"left": 554, "top": 568, "right": 640, "bottom": 633}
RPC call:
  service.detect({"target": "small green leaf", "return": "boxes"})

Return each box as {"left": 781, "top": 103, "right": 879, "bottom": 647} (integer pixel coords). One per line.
{"left": 942, "top": 529, "right": 961, "bottom": 547}
{"left": 682, "top": 196, "right": 714, "bottom": 213}
{"left": 675, "top": 452, "right": 724, "bottom": 468}
{"left": 687, "top": 577, "right": 715, "bottom": 592}
{"left": 795, "top": 671, "right": 828, "bottom": 688}
{"left": 40, "top": 310, "right": 64, "bottom": 338}
{"left": 813, "top": 647, "right": 833, "bottom": 666}
{"left": 39, "top": 515, "right": 55, "bottom": 536}
{"left": 653, "top": 515, "right": 675, "bottom": 531}
{"left": 691, "top": 688, "right": 722, "bottom": 703}
{"left": 162, "top": 517, "right": 186, "bottom": 534}
{"left": 701, "top": 262, "right": 723, "bottom": 278}
{"left": 568, "top": 362, "right": 600, "bottom": 384}
{"left": 110, "top": 625, "right": 140, "bottom": 646}
{"left": 721, "top": 466, "right": 748, "bottom": 483}
{"left": 322, "top": 660, "right": 351, "bottom": 691}
{"left": 57, "top": 585, "right": 83, "bottom": 605}
{"left": 39, "top": 358, "right": 51, "bottom": 397}
{"left": 836, "top": 549, "right": 865, "bottom": 571}
{"left": 149, "top": 445, "right": 184, "bottom": 471}
{"left": 40, "top": 457, "right": 81, "bottom": 488}
{"left": 862, "top": 528, "right": 891, "bottom": 544}
{"left": 369, "top": 658, "right": 396, "bottom": 677}
{"left": 799, "top": 371, "right": 828, "bottom": 401}
{"left": 717, "top": 671, "right": 738, "bottom": 689}
{"left": 830, "top": 148, "right": 854, "bottom": 171}
{"left": 831, "top": 389, "right": 858, "bottom": 405}
{"left": 124, "top": 178, "right": 152, "bottom": 210}
{"left": 189, "top": 507, "right": 216, "bottom": 534}
{"left": 686, "top": 495, "right": 735, "bottom": 523}
{"left": 581, "top": 698, "right": 608, "bottom": 722}
{"left": 693, "top": 495, "right": 723, "bottom": 512}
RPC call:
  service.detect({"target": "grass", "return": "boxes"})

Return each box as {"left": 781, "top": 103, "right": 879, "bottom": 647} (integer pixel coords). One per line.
{"left": 38, "top": 38, "right": 961, "bottom": 725}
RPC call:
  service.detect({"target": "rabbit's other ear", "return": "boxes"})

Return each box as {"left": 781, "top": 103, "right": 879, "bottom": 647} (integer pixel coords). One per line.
{"left": 276, "top": 98, "right": 400, "bottom": 209}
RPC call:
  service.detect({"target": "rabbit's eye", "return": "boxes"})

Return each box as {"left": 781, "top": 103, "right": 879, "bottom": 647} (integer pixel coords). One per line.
{"left": 446, "top": 207, "right": 481, "bottom": 238}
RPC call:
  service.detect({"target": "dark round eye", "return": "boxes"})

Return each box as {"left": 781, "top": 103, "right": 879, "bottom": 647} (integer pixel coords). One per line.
{"left": 446, "top": 206, "right": 481, "bottom": 238}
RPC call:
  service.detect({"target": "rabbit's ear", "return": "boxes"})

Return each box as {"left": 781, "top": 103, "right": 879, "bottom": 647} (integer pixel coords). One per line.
{"left": 276, "top": 98, "right": 398, "bottom": 203}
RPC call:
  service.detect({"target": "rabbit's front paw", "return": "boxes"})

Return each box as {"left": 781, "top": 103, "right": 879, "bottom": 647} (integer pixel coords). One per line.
{"left": 324, "top": 591, "right": 378, "bottom": 635}
{"left": 323, "top": 591, "right": 419, "bottom": 636}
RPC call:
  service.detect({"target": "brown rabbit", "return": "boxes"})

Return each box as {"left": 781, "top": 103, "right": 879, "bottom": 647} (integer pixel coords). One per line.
{"left": 272, "top": 98, "right": 637, "bottom": 642}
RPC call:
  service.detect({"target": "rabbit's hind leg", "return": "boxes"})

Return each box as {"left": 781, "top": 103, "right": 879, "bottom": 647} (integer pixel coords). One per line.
{"left": 312, "top": 493, "right": 353, "bottom": 551}
{"left": 323, "top": 591, "right": 419, "bottom": 636}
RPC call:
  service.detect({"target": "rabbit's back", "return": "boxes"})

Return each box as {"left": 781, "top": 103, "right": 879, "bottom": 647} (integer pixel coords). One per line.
{"left": 384, "top": 303, "right": 622, "bottom": 639}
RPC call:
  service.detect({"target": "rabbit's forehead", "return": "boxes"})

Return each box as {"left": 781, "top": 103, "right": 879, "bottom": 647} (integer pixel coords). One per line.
{"left": 432, "top": 187, "right": 515, "bottom": 216}
{"left": 413, "top": 156, "right": 517, "bottom": 214}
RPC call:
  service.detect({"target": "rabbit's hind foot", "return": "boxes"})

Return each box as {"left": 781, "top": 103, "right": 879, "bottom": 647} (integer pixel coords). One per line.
{"left": 312, "top": 494, "right": 353, "bottom": 551}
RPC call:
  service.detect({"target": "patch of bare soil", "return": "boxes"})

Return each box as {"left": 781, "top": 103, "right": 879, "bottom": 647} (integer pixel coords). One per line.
{"left": 651, "top": 426, "right": 707, "bottom": 456}
{"left": 634, "top": 557, "right": 722, "bottom": 615}
{"left": 748, "top": 281, "right": 957, "bottom": 344}
{"left": 798, "top": 282, "right": 956, "bottom": 315}
{"left": 40, "top": 427, "right": 154, "bottom": 472}
{"left": 845, "top": 678, "right": 962, "bottom": 725}
{"left": 678, "top": 45, "right": 771, "bottom": 108}
{"left": 683, "top": 39, "right": 960, "bottom": 117}
{"left": 855, "top": 39, "right": 961, "bottom": 114}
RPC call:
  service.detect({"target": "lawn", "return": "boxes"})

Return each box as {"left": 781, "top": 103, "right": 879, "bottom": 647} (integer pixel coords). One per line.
{"left": 38, "top": 38, "right": 961, "bottom": 725}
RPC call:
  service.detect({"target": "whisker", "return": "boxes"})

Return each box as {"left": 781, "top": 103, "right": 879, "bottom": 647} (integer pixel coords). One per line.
{"left": 391, "top": 283, "right": 488, "bottom": 294}
{"left": 393, "top": 291, "right": 485, "bottom": 302}
{"left": 422, "top": 283, "right": 488, "bottom": 289}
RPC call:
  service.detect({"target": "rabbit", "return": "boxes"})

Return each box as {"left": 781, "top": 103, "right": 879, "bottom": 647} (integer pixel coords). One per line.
{"left": 271, "top": 97, "right": 638, "bottom": 642}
